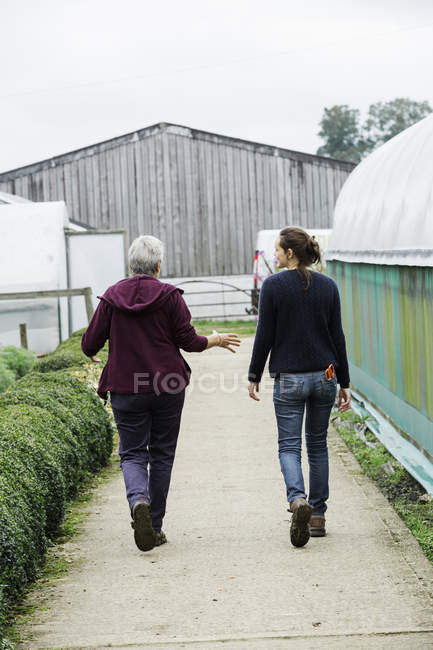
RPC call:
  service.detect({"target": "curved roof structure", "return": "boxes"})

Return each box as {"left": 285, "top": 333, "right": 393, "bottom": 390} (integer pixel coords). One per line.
{"left": 326, "top": 114, "right": 433, "bottom": 266}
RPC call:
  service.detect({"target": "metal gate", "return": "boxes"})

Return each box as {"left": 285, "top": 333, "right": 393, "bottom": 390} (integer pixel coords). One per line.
{"left": 173, "top": 279, "right": 258, "bottom": 320}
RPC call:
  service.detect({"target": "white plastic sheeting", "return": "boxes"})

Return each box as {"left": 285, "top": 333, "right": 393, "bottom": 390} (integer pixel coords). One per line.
{"left": 0, "top": 202, "right": 69, "bottom": 352}
{"left": 66, "top": 231, "right": 127, "bottom": 332}
{"left": 0, "top": 191, "right": 31, "bottom": 204}
{"left": 326, "top": 114, "right": 433, "bottom": 266}
{"left": 0, "top": 201, "right": 127, "bottom": 354}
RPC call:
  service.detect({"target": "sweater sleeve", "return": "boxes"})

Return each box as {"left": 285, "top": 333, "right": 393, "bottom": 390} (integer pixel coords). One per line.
{"left": 248, "top": 278, "right": 276, "bottom": 382}
{"left": 81, "top": 299, "right": 112, "bottom": 357}
{"left": 170, "top": 291, "right": 208, "bottom": 352}
{"left": 329, "top": 286, "right": 350, "bottom": 388}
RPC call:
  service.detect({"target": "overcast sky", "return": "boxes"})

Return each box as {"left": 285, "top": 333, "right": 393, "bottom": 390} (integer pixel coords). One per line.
{"left": 1, "top": 0, "right": 433, "bottom": 173}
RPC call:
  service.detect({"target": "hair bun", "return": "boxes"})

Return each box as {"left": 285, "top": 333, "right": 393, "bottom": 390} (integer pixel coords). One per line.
{"left": 309, "top": 236, "right": 320, "bottom": 263}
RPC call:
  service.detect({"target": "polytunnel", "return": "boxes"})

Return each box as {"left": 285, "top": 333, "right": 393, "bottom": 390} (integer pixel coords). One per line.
{"left": 0, "top": 197, "right": 128, "bottom": 354}
{"left": 326, "top": 114, "right": 433, "bottom": 493}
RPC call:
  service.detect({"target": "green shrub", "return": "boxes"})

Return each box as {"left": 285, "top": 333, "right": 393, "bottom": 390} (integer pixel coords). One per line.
{"left": 0, "top": 346, "right": 36, "bottom": 379}
{"left": 0, "top": 458, "right": 48, "bottom": 592}
{"left": 33, "top": 328, "right": 107, "bottom": 373}
{"left": 0, "top": 372, "right": 112, "bottom": 472}
{"left": 0, "top": 333, "right": 113, "bottom": 641}
{"left": 0, "top": 362, "right": 14, "bottom": 394}
{"left": 33, "top": 349, "right": 87, "bottom": 373}
{"left": 0, "top": 405, "right": 83, "bottom": 530}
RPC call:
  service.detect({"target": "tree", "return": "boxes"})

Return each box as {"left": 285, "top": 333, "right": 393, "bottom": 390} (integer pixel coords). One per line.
{"left": 316, "top": 98, "right": 433, "bottom": 163}
{"left": 362, "top": 97, "right": 433, "bottom": 154}
{"left": 316, "top": 105, "right": 364, "bottom": 163}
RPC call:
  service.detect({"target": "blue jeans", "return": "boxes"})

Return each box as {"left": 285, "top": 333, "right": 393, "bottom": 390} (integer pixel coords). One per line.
{"left": 273, "top": 371, "right": 337, "bottom": 515}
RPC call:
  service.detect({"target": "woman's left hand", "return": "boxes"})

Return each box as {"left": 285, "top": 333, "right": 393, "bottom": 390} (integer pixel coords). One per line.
{"left": 248, "top": 381, "right": 260, "bottom": 401}
{"left": 90, "top": 356, "right": 101, "bottom": 363}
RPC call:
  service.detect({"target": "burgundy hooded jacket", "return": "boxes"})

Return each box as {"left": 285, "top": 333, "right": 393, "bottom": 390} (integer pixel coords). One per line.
{"left": 81, "top": 275, "right": 208, "bottom": 399}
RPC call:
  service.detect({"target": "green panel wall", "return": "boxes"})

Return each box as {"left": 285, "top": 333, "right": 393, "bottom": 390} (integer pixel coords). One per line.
{"left": 328, "top": 261, "right": 433, "bottom": 455}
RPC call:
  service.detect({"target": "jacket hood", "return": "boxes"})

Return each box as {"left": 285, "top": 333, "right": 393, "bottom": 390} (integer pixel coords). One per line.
{"left": 98, "top": 275, "right": 183, "bottom": 314}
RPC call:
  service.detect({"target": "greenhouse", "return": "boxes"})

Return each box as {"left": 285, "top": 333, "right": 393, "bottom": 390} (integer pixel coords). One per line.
{"left": 326, "top": 114, "right": 433, "bottom": 493}
{"left": 0, "top": 197, "right": 127, "bottom": 354}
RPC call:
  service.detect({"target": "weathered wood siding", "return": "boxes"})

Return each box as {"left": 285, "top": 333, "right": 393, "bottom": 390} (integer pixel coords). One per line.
{"left": 0, "top": 123, "right": 354, "bottom": 277}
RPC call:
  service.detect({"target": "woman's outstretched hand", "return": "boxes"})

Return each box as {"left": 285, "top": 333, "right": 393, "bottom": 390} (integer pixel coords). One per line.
{"left": 338, "top": 387, "right": 351, "bottom": 412}
{"left": 248, "top": 381, "right": 260, "bottom": 401}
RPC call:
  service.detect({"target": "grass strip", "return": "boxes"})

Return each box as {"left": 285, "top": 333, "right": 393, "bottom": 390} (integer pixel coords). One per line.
{"left": 332, "top": 409, "right": 433, "bottom": 563}
{"left": 192, "top": 319, "right": 257, "bottom": 337}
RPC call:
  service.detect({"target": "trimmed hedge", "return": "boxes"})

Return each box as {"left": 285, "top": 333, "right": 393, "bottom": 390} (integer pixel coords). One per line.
{"left": 33, "top": 327, "right": 107, "bottom": 374}
{"left": 32, "top": 349, "right": 86, "bottom": 373}
{"left": 0, "top": 332, "right": 113, "bottom": 641}
{"left": 0, "top": 363, "right": 14, "bottom": 395}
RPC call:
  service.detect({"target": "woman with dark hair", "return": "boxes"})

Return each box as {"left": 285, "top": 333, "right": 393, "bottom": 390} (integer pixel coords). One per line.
{"left": 248, "top": 226, "right": 351, "bottom": 548}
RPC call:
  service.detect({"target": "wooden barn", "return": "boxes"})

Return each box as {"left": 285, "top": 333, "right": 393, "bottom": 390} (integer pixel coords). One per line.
{"left": 0, "top": 123, "right": 354, "bottom": 278}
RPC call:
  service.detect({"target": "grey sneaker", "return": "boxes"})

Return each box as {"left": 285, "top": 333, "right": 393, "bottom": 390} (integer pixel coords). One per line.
{"left": 131, "top": 501, "right": 156, "bottom": 551}
{"left": 289, "top": 498, "right": 313, "bottom": 548}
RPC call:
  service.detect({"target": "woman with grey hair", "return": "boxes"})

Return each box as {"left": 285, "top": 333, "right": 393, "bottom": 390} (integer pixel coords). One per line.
{"left": 82, "top": 235, "right": 240, "bottom": 551}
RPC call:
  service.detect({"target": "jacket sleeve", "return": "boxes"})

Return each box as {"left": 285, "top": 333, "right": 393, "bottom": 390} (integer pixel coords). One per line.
{"left": 81, "top": 299, "right": 112, "bottom": 357}
{"left": 169, "top": 291, "right": 208, "bottom": 352}
{"left": 329, "top": 286, "right": 350, "bottom": 388}
{"left": 248, "top": 278, "right": 275, "bottom": 382}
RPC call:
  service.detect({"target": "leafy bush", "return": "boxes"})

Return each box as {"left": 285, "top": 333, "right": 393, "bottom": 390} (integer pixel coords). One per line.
{"left": 0, "top": 346, "right": 36, "bottom": 379}
{"left": 0, "top": 372, "right": 112, "bottom": 474}
{"left": 0, "top": 362, "right": 14, "bottom": 394}
{"left": 33, "top": 328, "right": 107, "bottom": 373}
{"left": 0, "top": 333, "right": 113, "bottom": 641}
{"left": 33, "top": 349, "right": 88, "bottom": 373}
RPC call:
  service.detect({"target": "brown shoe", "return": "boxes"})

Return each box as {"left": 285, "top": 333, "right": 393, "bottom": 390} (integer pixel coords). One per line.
{"left": 309, "top": 514, "right": 326, "bottom": 537}
{"left": 289, "top": 498, "right": 313, "bottom": 548}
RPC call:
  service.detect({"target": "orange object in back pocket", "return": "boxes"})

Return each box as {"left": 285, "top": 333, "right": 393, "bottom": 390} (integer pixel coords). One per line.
{"left": 325, "top": 364, "right": 335, "bottom": 381}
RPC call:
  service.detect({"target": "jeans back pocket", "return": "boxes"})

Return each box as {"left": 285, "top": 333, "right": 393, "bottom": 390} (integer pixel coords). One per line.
{"left": 278, "top": 374, "right": 305, "bottom": 398}
{"left": 320, "top": 375, "right": 338, "bottom": 400}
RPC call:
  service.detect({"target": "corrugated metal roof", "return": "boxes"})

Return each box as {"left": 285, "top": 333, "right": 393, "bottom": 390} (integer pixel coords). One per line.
{"left": 326, "top": 114, "right": 433, "bottom": 267}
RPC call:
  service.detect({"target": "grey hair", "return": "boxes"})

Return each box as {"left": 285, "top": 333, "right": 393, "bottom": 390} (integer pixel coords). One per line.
{"left": 128, "top": 235, "right": 164, "bottom": 276}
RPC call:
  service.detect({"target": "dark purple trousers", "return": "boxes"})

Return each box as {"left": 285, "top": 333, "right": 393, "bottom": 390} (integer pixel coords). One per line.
{"left": 111, "top": 389, "right": 186, "bottom": 533}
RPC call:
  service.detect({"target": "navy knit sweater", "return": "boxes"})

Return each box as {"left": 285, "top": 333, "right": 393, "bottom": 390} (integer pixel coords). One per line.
{"left": 248, "top": 270, "right": 350, "bottom": 388}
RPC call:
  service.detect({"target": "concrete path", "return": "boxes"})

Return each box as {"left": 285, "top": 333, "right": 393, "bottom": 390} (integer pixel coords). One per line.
{"left": 19, "top": 340, "right": 433, "bottom": 649}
